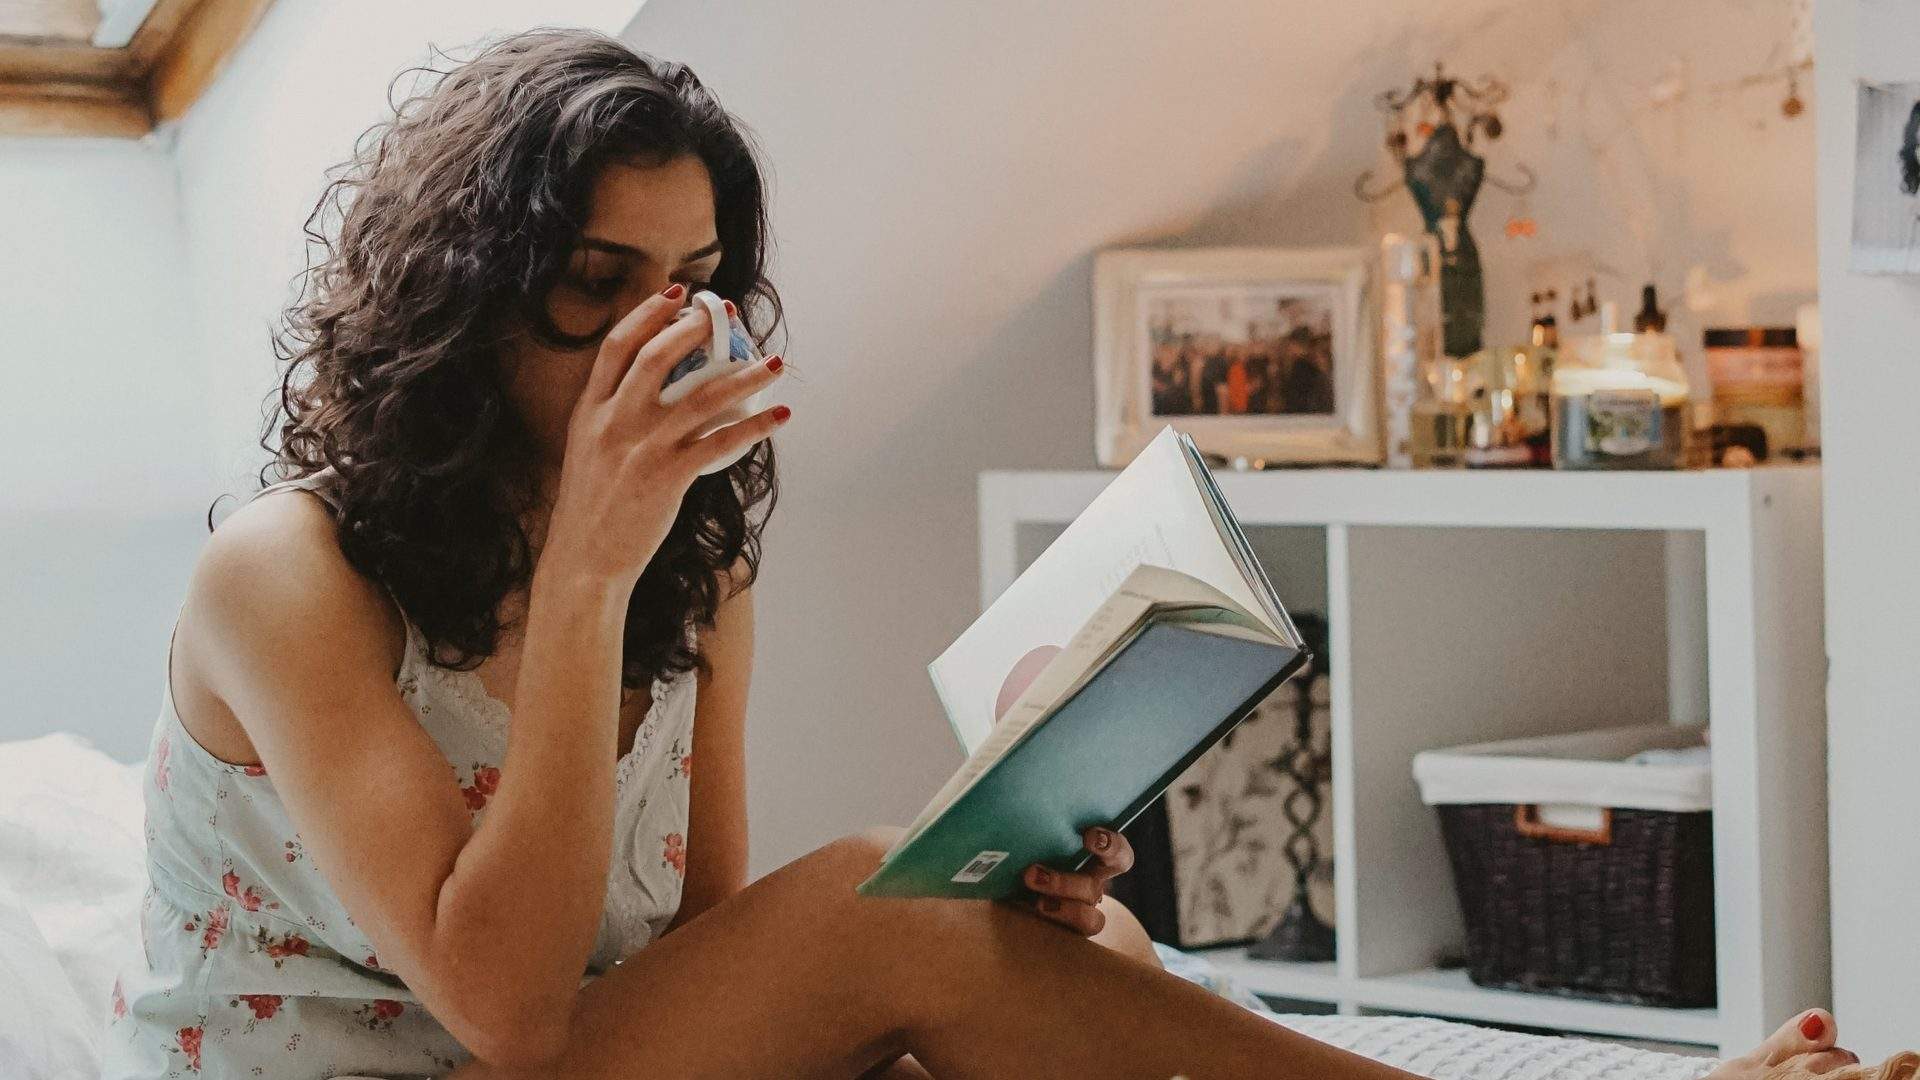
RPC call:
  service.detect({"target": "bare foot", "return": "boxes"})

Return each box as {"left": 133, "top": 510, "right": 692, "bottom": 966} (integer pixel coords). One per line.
{"left": 1765, "top": 1051, "right": 1920, "bottom": 1080}
{"left": 1703, "top": 1009, "right": 1896, "bottom": 1079}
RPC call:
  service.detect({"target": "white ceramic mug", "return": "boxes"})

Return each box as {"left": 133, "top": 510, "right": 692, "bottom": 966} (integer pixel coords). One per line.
{"left": 659, "top": 290, "right": 769, "bottom": 475}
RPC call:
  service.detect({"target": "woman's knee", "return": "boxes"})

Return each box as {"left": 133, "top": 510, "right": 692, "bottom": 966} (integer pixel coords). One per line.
{"left": 1092, "top": 895, "right": 1162, "bottom": 969}
{"left": 806, "top": 826, "right": 904, "bottom": 887}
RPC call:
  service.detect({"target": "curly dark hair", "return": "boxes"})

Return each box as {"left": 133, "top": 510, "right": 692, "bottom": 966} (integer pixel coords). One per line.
{"left": 239, "top": 28, "right": 780, "bottom": 691}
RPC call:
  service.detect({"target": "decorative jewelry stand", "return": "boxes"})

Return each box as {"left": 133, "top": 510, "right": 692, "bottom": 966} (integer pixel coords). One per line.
{"left": 1355, "top": 63, "right": 1535, "bottom": 360}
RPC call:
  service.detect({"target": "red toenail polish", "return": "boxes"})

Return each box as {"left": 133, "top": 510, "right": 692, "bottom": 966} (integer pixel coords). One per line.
{"left": 1801, "top": 1013, "right": 1825, "bottom": 1040}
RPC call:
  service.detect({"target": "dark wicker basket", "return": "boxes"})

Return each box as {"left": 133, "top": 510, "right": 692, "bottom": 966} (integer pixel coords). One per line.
{"left": 1434, "top": 803, "right": 1716, "bottom": 1007}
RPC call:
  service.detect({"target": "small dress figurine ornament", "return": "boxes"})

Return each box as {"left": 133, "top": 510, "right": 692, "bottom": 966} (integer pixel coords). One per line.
{"left": 1357, "top": 63, "right": 1536, "bottom": 359}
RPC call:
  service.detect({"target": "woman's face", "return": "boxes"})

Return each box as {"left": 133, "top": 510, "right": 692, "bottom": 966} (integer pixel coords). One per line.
{"left": 501, "top": 153, "right": 724, "bottom": 471}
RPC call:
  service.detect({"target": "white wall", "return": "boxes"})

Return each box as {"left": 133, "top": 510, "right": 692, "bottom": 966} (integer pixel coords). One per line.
{"left": 0, "top": 137, "right": 205, "bottom": 758}
{"left": 622, "top": 0, "right": 1816, "bottom": 872}
{"left": 1814, "top": 0, "right": 1920, "bottom": 1057}
{"left": 170, "top": 0, "right": 647, "bottom": 490}
{"left": 7, "top": 0, "right": 1810, "bottom": 871}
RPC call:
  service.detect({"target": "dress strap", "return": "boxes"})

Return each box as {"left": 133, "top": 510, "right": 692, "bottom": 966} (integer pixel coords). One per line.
{"left": 247, "top": 467, "right": 342, "bottom": 512}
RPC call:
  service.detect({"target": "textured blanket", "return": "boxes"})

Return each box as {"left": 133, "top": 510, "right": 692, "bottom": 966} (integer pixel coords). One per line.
{"left": 1155, "top": 944, "right": 1716, "bottom": 1079}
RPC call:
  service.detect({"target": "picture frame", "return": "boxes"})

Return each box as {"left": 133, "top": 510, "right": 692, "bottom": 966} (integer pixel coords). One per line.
{"left": 1094, "top": 247, "right": 1379, "bottom": 468}
{"left": 1851, "top": 79, "right": 1920, "bottom": 274}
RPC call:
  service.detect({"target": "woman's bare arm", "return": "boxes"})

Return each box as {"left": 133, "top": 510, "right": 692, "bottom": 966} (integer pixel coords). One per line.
{"left": 669, "top": 572, "right": 754, "bottom": 931}
{"left": 188, "top": 288, "right": 788, "bottom": 1070}
{"left": 191, "top": 496, "right": 628, "bottom": 1068}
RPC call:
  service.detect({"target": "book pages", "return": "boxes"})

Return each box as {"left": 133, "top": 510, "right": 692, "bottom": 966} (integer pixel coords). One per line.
{"left": 932, "top": 427, "right": 1277, "bottom": 754}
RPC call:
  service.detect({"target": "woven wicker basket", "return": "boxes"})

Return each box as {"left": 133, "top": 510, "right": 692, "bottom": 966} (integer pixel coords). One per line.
{"left": 1434, "top": 804, "right": 1715, "bottom": 1006}
{"left": 1415, "top": 726, "right": 1716, "bottom": 1008}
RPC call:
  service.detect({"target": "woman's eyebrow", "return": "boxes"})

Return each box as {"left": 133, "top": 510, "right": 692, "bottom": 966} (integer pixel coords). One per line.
{"left": 580, "top": 235, "right": 723, "bottom": 263}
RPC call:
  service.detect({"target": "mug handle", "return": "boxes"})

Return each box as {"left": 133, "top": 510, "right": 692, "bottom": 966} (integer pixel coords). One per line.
{"left": 690, "top": 290, "right": 732, "bottom": 366}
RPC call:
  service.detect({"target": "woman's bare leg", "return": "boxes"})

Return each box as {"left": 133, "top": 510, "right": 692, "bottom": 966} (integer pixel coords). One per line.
{"left": 863, "top": 893, "right": 1162, "bottom": 1078}
{"left": 452, "top": 828, "right": 1418, "bottom": 1080}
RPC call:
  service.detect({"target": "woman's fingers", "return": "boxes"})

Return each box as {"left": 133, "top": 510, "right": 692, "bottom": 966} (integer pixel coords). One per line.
{"left": 1082, "top": 827, "right": 1134, "bottom": 883}
{"left": 667, "top": 354, "right": 786, "bottom": 439}
{"left": 617, "top": 300, "right": 720, "bottom": 406}
{"left": 684, "top": 402, "right": 790, "bottom": 473}
{"left": 1032, "top": 895, "right": 1106, "bottom": 936}
{"left": 1024, "top": 865, "right": 1103, "bottom": 906}
{"left": 1018, "top": 827, "right": 1136, "bottom": 938}
{"left": 587, "top": 284, "right": 688, "bottom": 403}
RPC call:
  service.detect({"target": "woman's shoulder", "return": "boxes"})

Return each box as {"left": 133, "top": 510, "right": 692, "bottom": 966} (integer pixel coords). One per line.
{"left": 191, "top": 479, "right": 406, "bottom": 678}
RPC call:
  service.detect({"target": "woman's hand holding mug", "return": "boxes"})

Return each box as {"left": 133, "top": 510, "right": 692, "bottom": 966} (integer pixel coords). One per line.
{"left": 545, "top": 284, "right": 788, "bottom": 590}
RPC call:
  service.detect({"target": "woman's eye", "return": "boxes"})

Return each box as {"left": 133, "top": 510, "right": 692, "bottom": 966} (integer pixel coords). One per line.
{"left": 566, "top": 274, "right": 625, "bottom": 300}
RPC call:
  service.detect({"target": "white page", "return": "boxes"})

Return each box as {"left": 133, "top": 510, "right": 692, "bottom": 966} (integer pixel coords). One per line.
{"left": 932, "top": 426, "right": 1279, "bottom": 754}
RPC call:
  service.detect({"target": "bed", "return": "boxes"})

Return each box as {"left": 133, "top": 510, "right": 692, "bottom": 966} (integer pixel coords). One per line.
{"left": 0, "top": 733, "right": 1720, "bottom": 1079}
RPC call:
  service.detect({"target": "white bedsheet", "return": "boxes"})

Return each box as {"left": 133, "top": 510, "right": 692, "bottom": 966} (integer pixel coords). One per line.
{"left": 0, "top": 733, "right": 147, "bottom": 1015}
{"left": 0, "top": 733, "right": 146, "bottom": 1078}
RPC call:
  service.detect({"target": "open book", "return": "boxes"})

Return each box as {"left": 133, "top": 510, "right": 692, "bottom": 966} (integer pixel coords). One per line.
{"left": 857, "top": 427, "right": 1310, "bottom": 899}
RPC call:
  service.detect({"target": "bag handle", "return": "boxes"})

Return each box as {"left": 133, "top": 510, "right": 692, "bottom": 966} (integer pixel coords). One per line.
{"left": 1513, "top": 804, "right": 1613, "bottom": 846}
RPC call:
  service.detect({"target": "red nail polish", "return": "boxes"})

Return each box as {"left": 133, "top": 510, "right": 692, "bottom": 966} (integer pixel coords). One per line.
{"left": 724, "top": 299, "right": 737, "bottom": 316}
{"left": 1801, "top": 1012, "right": 1825, "bottom": 1040}
{"left": 765, "top": 355, "right": 783, "bottom": 372}
{"left": 771, "top": 405, "right": 792, "bottom": 422}
{"left": 662, "top": 283, "right": 685, "bottom": 300}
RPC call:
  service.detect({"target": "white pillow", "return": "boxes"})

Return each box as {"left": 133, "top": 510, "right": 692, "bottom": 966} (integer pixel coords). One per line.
{"left": 0, "top": 873, "right": 100, "bottom": 1078}
{"left": 0, "top": 733, "right": 147, "bottom": 1022}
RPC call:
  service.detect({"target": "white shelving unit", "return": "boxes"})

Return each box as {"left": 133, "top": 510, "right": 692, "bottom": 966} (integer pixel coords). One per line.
{"left": 977, "top": 465, "right": 1828, "bottom": 1056}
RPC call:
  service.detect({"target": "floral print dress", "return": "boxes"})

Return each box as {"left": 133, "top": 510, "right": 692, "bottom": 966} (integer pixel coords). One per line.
{"left": 100, "top": 473, "right": 699, "bottom": 1079}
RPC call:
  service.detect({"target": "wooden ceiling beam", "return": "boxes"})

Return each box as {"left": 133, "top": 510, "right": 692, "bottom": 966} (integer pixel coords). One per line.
{"left": 0, "top": 0, "right": 272, "bottom": 137}
{"left": 0, "top": 0, "right": 98, "bottom": 43}
{"left": 0, "top": 79, "right": 148, "bottom": 136}
{"left": 147, "top": 0, "right": 270, "bottom": 124}
{"left": 0, "top": 34, "right": 138, "bottom": 82}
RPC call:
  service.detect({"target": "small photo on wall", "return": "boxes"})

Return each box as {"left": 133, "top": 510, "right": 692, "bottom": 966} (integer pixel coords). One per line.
{"left": 1095, "top": 247, "right": 1378, "bottom": 468}
{"left": 1851, "top": 79, "right": 1920, "bottom": 274}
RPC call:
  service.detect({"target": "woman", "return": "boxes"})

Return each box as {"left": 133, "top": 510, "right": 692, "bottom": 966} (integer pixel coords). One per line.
{"left": 104, "top": 28, "right": 1863, "bottom": 1080}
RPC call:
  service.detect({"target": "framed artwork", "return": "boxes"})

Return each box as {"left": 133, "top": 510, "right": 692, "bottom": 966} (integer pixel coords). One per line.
{"left": 1094, "top": 247, "right": 1379, "bottom": 468}
{"left": 1163, "top": 669, "right": 1334, "bottom": 948}
{"left": 1852, "top": 79, "right": 1920, "bottom": 274}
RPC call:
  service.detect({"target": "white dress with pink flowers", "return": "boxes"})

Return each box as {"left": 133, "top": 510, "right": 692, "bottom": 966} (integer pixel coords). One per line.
{"left": 100, "top": 474, "right": 698, "bottom": 1079}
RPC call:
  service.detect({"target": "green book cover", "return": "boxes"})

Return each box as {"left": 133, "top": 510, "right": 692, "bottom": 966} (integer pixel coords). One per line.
{"left": 857, "top": 618, "right": 1306, "bottom": 899}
